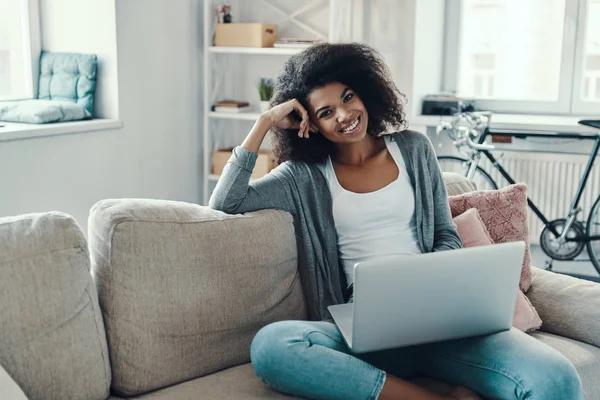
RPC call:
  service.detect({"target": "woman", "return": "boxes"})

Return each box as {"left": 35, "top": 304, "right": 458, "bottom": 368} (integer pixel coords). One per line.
{"left": 209, "top": 43, "right": 581, "bottom": 400}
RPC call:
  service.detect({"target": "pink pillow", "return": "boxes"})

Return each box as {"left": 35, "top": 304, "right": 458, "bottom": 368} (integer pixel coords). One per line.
{"left": 452, "top": 208, "right": 541, "bottom": 332}
{"left": 513, "top": 291, "right": 542, "bottom": 332}
{"left": 448, "top": 184, "right": 532, "bottom": 292}
{"left": 452, "top": 208, "right": 494, "bottom": 248}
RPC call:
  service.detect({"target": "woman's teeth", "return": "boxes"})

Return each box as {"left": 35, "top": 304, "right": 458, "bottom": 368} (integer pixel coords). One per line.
{"left": 341, "top": 118, "right": 359, "bottom": 133}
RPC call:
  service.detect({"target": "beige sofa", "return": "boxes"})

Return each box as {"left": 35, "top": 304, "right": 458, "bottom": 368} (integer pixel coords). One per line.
{"left": 1, "top": 173, "right": 600, "bottom": 400}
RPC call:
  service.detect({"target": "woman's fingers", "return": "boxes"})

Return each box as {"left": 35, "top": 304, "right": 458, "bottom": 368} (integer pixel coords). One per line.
{"left": 291, "top": 99, "right": 311, "bottom": 139}
{"left": 298, "top": 121, "right": 308, "bottom": 139}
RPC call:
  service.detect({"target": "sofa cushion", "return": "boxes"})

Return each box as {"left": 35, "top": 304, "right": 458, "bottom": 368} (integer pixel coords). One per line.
{"left": 527, "top": 267, "right": 600, "bottom": 348}
{"left": 124, "top": 363, "right": 301, "bottom": 400}
{"left": 448, "top": 183, "right": 532, "bottom": 292}
{"left": 38, "top": 51, "right": 97, "bottom": 114}
{"left": 0, "top": 99, "right": 91, "bottom": 124}
{"left": 452, "top": 208, "right": 494, "bottom": 248}
{"left": 530, "top": 332, "right": 600, "bottom": 400}
{"left": 452, "top": 208, "right": 542, "bottom": 333}
{"left": 0, "top": 212, "right": 111, "bottom": 400}
{"left": 89, "top": 200, "right": 306, "bottom": 396}
{"left": 123, "top": 335, "right": 600, "bottom": 400}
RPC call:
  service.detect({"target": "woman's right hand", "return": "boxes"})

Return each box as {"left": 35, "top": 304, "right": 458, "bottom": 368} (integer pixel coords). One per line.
{"left": 264, "top": 99, "right": 318, "bottom": 139}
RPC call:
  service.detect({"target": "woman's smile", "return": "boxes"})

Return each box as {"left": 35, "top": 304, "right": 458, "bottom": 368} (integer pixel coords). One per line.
{"left": 338, "top": 115, "right": 362, "bottom": 136}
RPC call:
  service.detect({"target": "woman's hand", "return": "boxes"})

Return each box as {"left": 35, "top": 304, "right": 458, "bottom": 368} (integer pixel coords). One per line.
{"left": 264, "top": 99, "right": 318, "bottom": 139}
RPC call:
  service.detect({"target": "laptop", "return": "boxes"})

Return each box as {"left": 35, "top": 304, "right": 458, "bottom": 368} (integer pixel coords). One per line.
{"left": 328, "top": 241, "right": 526, "bottom": 354}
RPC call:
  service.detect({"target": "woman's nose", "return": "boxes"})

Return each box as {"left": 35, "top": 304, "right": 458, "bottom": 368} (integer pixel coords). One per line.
{"left": 336, "top": 107, "right": 351, "bottom": 123}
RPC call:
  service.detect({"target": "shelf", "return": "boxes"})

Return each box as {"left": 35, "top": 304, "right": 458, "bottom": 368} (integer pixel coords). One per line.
{"left": 209, "top": 46, "right": 305, "bottom": 55}
{"left": 208, "top": 110, "right": 262, "bottom": 121}
{"left": 0, "top": 119, "right": 122, "bottom": 142}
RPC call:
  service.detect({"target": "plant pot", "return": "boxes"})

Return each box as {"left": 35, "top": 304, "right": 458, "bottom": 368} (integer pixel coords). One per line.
{"left": 260, "top": 101, "right": 271, "bottom": 113}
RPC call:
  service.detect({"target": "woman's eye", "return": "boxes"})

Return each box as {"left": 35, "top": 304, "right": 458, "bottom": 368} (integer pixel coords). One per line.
{"left": 344, "top": 93, "right": 354, "bottom": 102}
{"left": 319, "top": 110, "right": 332, "bottom": 118}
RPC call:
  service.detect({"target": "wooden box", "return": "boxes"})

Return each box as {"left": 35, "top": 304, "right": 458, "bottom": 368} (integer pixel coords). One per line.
{"left": 214, "top": 23, "right": 277, "bottom": 48}
{"left": 212, "top": 148, "right": 277, "bottom": 179}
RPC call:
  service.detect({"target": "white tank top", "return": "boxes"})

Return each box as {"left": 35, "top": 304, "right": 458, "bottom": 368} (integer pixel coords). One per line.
{"left": 325, "top": 135, "right": 422, "bottom": 287}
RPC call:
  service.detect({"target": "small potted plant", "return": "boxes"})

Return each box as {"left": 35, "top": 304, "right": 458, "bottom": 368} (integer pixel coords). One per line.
{"left": 258, "top": 78, "right": 275, "bottom": 112}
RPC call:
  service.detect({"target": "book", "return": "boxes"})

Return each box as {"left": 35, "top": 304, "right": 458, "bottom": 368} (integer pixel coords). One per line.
{"left": 214, "top": 100, "right": 250, "bottom": 108}
{"left": 278, "top": 38, "right": 322, "bottom": 43}
{"left": 274, "top": 42, "right": 313, "bottom": 49}
{"left": 274, "top": 38, "right": 322, "bottom": 48}
{"left": 214, "top": 106, "right": 253, "bottom": 113}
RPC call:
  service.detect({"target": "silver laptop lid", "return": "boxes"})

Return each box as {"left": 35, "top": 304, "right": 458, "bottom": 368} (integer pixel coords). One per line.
{"left": 351, "top": 241, "right": 525, "bottom": 353}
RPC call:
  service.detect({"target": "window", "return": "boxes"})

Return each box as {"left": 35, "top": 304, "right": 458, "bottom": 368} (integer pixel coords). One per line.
{"left": 444, "top": 0, "right": 600, "bottom": 115}
{"left": 0, "top": 0, "right": 40, "bottom": 101}
{"left": 573, "top": 0, "right": 600, "bottom": 113}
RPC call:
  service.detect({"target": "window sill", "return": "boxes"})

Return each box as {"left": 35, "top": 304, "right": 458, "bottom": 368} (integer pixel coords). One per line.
{"left": 0, "top": 119, "right": 122, "bottom": 142}
{"left": 409, "top": 114, "right": 598, "bottom": 134}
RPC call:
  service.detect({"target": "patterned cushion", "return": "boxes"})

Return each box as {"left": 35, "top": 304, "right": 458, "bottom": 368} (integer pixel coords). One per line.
{"left": 452, "top": 208, "right": 542, "bottom": 332}
{"left": 0, "top": 99, "right": 91, "bottom": 123}
{"left": 448, "top": 184, "right": 533, "bottom": 292}
{"left": 38, "top": 52, "right": 97, "bottom": 115}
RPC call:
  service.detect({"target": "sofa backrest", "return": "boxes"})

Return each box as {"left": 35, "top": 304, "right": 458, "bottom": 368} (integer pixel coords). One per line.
{"left": 443, "top": 172, "right": 478, "bottom": 196}
{"left": 88, "top": 199, "right": 305, "bottom": 397}
{"left": 0, "top": 212, "right": 111, "bottom": 400}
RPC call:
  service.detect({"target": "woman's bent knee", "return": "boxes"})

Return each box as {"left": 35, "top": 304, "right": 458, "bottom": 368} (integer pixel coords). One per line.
{"left": 251, "top": 321, "right": 293, "bottom": 383}
{"left": 251, "top": 320, "right": 322, "bottom": 385}
{"left": 525, "top": 355, "right": 582, "bottom": 400}
{"left": 523, "top": 354, "right": 583, "bottom": 400}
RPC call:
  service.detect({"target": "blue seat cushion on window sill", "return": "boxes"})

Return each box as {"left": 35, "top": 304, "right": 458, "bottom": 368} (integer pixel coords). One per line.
{"left": 37, "top": 52, "right": 97, "bottom": 115}
{"left": 0, "top": 99, "right": 91, "bottom": 124}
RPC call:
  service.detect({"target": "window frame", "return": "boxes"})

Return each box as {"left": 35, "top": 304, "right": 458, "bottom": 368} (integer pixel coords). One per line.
{"left": 442, "top": 0, "right": 597, "bottom": 116}
{"left": 0, "top": 0, "right": 41, "bottom": 101}
{"left": 572, "top": 0, "right": 600, "bottom": 114}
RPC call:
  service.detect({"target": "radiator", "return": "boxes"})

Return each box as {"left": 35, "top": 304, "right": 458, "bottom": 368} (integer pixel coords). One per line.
{"left": 478, "top": 153, "right": 600, "bottom": 244}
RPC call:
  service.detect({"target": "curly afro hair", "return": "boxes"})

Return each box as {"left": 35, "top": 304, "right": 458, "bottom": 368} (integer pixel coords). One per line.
{"left": 270, "top": 42, "right": 407, "bottom": 164}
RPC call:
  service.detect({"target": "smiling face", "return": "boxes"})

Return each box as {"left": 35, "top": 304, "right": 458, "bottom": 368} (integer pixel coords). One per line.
{"left": 307, "top": 82, "right": 369, "bottom": 144}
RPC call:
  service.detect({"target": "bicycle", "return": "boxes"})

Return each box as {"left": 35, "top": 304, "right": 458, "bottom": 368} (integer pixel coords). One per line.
{"left": 435, "top": 111, "right": 600, "bottom": 275}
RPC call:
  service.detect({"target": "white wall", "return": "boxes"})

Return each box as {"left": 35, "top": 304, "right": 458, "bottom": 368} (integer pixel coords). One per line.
{"left": 0, "top": 0, "right": 202, "bottom": 232}
{"left": 351, "top": 0, "right": 444, "bottom": 120}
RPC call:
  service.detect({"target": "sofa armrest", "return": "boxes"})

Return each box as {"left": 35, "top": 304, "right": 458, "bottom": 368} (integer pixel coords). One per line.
{"left": 527, "top": 267, "right": 600, "bottom": 348}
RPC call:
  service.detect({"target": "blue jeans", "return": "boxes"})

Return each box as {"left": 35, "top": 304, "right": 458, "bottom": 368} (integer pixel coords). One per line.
{"left": 250, "top": 321, "right": 582, "bottom": 400}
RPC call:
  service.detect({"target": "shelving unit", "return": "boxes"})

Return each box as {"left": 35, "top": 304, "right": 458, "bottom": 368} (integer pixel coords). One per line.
{"left": 208, "top": 110, "right": 262, "bottom": 121}
{"left": 202, "top": 0, "right": 360, "bottom": 205}
{"left": 208, "top": 46, "right": 305, "bottom": 56}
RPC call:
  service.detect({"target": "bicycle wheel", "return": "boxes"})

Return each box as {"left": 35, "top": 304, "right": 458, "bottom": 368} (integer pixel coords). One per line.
{"left": 437, "top": 156, "right": 499, "bottom": 191}
{"left": 586, "top": 195, "right": 600, "bottom": 275}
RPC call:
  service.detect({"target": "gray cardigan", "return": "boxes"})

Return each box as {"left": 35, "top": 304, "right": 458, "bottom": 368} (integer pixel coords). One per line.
{"left": 209, "top": 130, "right": 462, "bottom": 321}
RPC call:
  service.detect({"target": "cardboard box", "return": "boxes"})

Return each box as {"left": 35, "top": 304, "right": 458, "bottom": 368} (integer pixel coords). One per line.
{"left": 214, "top": 23, "right": 277, "bottom": 48}
{"left": 212, "top": 148, "right": 277, "bottom": 179}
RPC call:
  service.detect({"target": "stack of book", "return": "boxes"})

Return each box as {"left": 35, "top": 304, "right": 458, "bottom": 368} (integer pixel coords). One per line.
{"left": 274, "top": 38, "right": 322, "bottom": 48}
{"left": 213, "top": 100, "right": 252, "bottom": 113}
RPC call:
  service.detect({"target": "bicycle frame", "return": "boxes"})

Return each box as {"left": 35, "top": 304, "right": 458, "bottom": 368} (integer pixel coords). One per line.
{"left": 469, "top": 128, "right": 600, "bottom": 242}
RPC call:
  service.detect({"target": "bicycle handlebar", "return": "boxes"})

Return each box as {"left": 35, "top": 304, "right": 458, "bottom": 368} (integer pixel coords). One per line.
{"left": 454, "top": 135, "right": 495, "bottom": 151}
{"left": 437, "top": 111, "right": 496, "bottom": 152}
